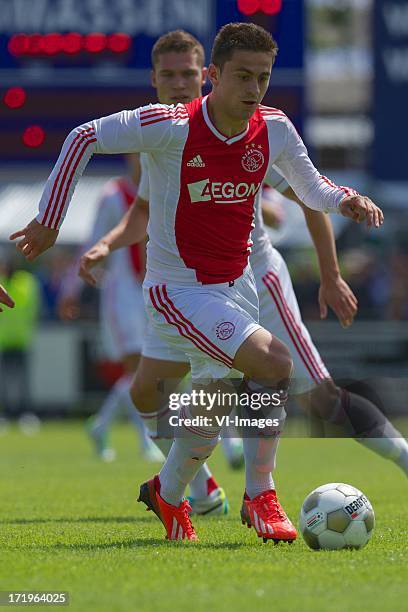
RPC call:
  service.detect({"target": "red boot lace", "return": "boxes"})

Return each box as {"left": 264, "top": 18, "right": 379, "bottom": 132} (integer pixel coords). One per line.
{"left": 175, "top": 500, "right": 196, "bottom": 538}
{"left": 253, "top": 491, "right": 287, "bottom": 523}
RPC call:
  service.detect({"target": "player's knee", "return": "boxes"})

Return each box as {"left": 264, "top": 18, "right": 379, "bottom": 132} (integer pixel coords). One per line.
{"left": 241, "top": 334, "right": 293, "bottom": 383}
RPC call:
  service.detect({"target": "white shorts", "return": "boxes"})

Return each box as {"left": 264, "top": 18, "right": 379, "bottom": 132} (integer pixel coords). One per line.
{"left": 142, "top": 320, "right": 189, "bottom": 363}
{"left": 253, "top": 247, "right": 330, "bottom": 394}
{"left": 100, "top": 274, "right": 146, "bottom": 361}
{"left": 143, "top": 267, "right": 261, "bottom": 381}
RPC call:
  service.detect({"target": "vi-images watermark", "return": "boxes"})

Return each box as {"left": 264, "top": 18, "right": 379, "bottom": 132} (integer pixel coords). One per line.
{"left": 168, "top": 390, "right": 285, "bottom": 430}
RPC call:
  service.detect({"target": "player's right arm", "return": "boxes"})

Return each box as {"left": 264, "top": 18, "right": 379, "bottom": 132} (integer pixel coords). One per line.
{"left": 0, "top": 284, "right": 14, "bottom": 312}
{"left": 9, "top": 104, "right": 177, "bottom": 261}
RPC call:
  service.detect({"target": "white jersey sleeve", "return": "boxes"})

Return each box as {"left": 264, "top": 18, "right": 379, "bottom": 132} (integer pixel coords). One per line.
{"left": 264, "top": 166, "right": 289, "bottom": 194}
{"left": 265, "top": 115, "right": 357, "bottom": 213}
{"left": 37, "top": 103, "right": 187, "bottom": 229}
{"left": 138, "top": 153, "right": 150, "bottom": 201}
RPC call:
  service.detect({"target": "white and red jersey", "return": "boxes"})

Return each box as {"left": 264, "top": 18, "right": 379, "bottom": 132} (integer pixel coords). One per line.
{"left": 138, "top": 153, "right": 149, "bottom": 202}
{"left": 139, "top": 156, "right": 288, "bottom": 271}
{"left": 37, "top": 95, "right": 354, "bottom": 286}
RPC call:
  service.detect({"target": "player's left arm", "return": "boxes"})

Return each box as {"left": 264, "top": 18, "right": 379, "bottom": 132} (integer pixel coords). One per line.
{"left": 0, "top": 284, "right": 15, "bottom": 312}
{"left": 282, "top": 186, "right": 357, "bottom": 327}
{"left": 271, "top": 118, "right": 384, "bottom": 228}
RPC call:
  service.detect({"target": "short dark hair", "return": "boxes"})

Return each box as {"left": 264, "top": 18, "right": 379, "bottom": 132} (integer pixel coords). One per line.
{"left": 151, "top": 30, "right": 205, "bottom": 68}
{"left": 211, "top": 22, "right": 278, "bottom": 69}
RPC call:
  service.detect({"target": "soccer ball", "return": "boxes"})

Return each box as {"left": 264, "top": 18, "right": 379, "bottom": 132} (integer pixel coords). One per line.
{"left": 299, "top": 483, "right": 375, "bottom": 550}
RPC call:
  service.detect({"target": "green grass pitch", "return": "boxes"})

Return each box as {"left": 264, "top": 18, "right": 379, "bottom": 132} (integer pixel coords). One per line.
{"left": 0, "top": 421, "right": 407, "bottom": 611}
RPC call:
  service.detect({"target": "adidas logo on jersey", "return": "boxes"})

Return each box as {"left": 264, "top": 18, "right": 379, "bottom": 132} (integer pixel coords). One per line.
{"left": 187, "top": 155, "right": 205, "bottom": 168}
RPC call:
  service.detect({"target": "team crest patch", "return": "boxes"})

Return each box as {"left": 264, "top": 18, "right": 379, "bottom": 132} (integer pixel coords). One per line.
{"left": 216, "top": 322, "right": 235, "bottom": 340}
{"left": 241, "top": 144, "right": 264, "bottom": 173}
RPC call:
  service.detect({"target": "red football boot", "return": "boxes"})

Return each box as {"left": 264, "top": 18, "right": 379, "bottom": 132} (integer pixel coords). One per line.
{"left": 138, "top": 475, "right": 198, "bottom": 541}
{"left": 241, "top": 490, "right": 297, "bottom": 544}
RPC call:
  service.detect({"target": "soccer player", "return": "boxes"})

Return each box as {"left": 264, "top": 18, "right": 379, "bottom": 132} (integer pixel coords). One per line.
{"left": 58, "top": 154, "right": 161, "bottom": 462}
{"left": 0, "top": 284, "right": 14, "bottom": 312}
{"left": 11, "top": 23, "right": 384, "bottom": 543}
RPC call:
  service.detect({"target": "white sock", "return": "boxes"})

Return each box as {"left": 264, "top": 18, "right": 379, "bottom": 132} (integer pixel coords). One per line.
{"left": 91, "top": 374, "right": 131, "bottom": 436}
{"left": 159, "top": 405, "right": 221, "bottom": 506}
{"left": 135, "top": 396, "right": 218, "bottom": 494}
{"left": 120, "top": 380, "right": 153, "bottom": 450}
{"left": 357, "top": 429, "right": 408, "bottom": 477}
{"left": 338, "top": 389, "right": 408, "bottom": 477}
{"left": 243, "top": 436, "right": 279, "bottom": 499}
{"left": 136, "top": 404, "right": 174, "bottom": 456}
{"left": 241, "top": 381, "right": 287, "bottom": 499}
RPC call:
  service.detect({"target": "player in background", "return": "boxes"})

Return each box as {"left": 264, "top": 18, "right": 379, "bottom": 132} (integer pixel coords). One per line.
{"left": 0, "top": 284, "right": 14, "bottom": 312}
{"left": 10, "top": 23, "right": 385, "bottom": 543}
{"left": 79, "top": 29, "right": 408, "bottom": 508}
{"left": 58, "top": 154, "right": 161, "bottom": 462}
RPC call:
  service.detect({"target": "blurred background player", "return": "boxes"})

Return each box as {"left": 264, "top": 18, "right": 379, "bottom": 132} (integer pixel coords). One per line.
{"left": 57, "top": 154, "right": 161, "bottom": 462}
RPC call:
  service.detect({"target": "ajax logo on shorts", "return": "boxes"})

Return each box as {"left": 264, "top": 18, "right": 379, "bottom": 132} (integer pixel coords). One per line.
{"left": 216, "top": 321, "right": 235, "bottom": 340}
{"left": 241, "top": 144, "right": 265, "bottom": 173}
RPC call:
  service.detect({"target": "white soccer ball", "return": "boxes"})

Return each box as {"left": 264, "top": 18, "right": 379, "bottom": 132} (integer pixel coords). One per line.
{"left": 299, "top": 483, "right": 375, "bottom": 550}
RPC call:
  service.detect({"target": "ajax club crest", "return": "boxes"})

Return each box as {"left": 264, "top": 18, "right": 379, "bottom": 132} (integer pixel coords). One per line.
{"left": 241, "top": 143, "right": 264, "bottom": 173}
{"left": 215, "top": 321, "right": 235, "bottom": 340}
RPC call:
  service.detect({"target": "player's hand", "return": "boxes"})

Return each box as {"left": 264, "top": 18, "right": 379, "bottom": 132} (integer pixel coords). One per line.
{"left": 79, "top": 241, "right": 110, "bottom": 286}
{"left": 0, "top": 284, "right": 15, "bottom": 312}
{"left": 340, "top": 195, "right": 384, "bottom": 228}
{"left": 57, "top": 295, "right": 80, "bottom": 321}
{"left": 319, "top": 276, "right": 358, "bottom": 328}
{"left": 9, "top": 219, "right": 59, "bottom": 261}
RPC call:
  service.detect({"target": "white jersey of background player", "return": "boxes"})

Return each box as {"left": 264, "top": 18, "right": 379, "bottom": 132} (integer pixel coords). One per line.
{"left": 59, "top": 155, "right": 160, "bottom": 462}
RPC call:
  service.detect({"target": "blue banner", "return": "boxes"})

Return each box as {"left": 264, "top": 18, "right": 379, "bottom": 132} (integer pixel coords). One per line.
{"left": 373, "top": 0, "right": 408, "bottom": 181}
